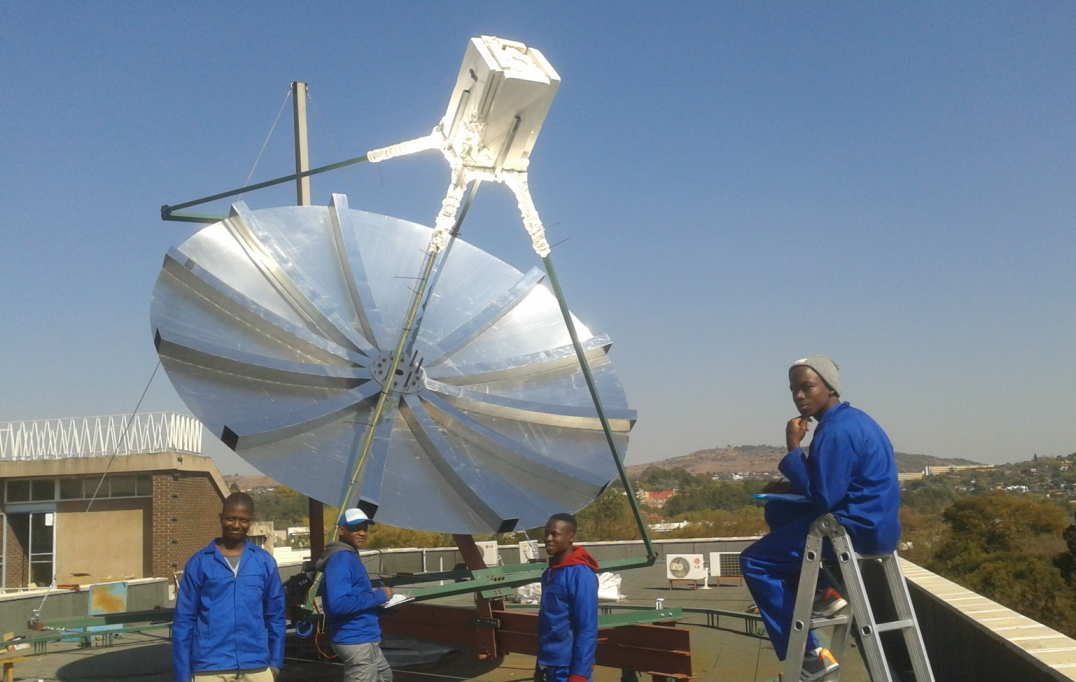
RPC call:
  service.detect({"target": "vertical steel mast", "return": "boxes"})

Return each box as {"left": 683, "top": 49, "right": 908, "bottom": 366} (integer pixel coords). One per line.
{"left": 291, "top": 81, "right": 327, "bottom": 562}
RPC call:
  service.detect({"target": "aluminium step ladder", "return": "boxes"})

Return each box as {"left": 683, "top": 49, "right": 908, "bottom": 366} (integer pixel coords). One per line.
{"left": 783, "top": 514, "right": 935, "bottom": 682}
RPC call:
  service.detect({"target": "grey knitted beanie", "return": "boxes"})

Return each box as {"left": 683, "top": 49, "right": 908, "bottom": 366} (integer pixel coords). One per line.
{"left": 790, "top": 356, "right": 840, "bottom": 396}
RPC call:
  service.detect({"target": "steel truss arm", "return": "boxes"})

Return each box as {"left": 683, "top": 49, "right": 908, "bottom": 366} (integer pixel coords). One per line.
{"left": 161, "top": 153, "right": 371, "bottom": 224}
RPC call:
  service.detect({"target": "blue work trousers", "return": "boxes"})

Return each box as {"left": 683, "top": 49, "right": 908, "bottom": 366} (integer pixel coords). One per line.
{"left": 741, "top": 515, "right": 822, "bottom": 660}
{"left": 536, "top": 665, "right": 571, "bottom": 682}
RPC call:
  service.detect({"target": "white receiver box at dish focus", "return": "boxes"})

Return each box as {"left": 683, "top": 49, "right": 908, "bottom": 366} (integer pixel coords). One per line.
{"left": 441, "top": 36, "right": 561, "bottom": 173}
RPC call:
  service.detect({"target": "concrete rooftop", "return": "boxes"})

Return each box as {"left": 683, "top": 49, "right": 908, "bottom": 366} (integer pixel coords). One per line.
{"left": 3, "top": 559, "right": 872, "bottom": 681}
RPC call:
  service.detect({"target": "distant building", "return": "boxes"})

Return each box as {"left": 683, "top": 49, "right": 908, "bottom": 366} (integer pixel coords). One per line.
{"left": 637, "top": 490, "right": 677, "bottom": 508}
{"left": 923, "top": 464, "right": 994, "bottom": 477}
{"left": 649, "top": 520, "right": 690, "bottom": 532}
{"left": 248, "top": 521, "right": 276, "bottom": 553}
{"left": 287, "top": 526, "right": 311, "bottom": 548}
{"left": 0, "top": 413, "right": 227, "bottom": 590}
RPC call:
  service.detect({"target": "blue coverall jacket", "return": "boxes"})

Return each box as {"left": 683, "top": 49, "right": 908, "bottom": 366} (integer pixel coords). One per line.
{"left": 538, "top": 546, "right": 599, "bottom": 680}
{"left": 172, "top": 540, "right": 285, "bottom": 682}
{"left": 317, "top": 542, "right": 389, "bottom": 644}
{"left": 778, "top": 401, "right": 901, "bottom": 554}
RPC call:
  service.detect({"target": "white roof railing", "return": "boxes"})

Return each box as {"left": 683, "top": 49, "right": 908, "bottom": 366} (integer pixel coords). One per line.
{"left": 0, "top": 412, "right": 203, "bottom": 461}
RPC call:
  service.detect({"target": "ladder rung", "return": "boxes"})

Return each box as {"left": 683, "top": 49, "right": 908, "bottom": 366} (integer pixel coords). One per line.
{"left": 810, "top": 614, "right": 851, "bottom": 628}
{"left": 875, "top": 618, "right": 915, "bottom": 633}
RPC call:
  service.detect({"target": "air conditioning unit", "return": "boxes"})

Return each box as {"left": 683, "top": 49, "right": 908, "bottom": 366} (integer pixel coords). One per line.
{"left": 519, "top": 539, "right": 541, "bottom": 563}
{"left": 475, "top": 540, "right": 501, "bottom": 567}
{"left": 665, "top": 554, "right": 706, "bottom": 581}
{"left": 709, "top": 551, "right": 743, "bottom": 585}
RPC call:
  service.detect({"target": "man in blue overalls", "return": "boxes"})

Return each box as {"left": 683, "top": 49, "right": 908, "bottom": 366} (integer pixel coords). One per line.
{"left": 741, "top": 356, "right": 901, "bottom": 681}
{"left": 172, "top": 492, "right": 285, "bottom": 682}
{"left": 318, "top": 507, "right": 394, "bottom": 682}
{"left": 537, "top": 513, "right": 599, "bottom": 682}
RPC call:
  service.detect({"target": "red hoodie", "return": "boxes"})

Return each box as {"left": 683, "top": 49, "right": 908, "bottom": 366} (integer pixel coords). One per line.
{"left": 548, "top": 545, "right": 600, "bottom": 572}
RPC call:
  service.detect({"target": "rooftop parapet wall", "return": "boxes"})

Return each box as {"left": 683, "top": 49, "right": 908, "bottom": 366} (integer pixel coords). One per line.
{"left": 902, "top": 558, "right": 1076, "bottom": 681}
{"left": 0, "top": 413, "right": 202, "bottom": 461}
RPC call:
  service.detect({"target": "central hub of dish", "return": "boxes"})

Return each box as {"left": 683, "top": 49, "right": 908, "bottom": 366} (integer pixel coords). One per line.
{"left": 370, "top": 350, "right": 425, "bottom": 394}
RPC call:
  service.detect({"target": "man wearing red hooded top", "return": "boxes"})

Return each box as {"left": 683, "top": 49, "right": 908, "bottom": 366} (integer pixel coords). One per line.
{"left": 537, "top": 513, "right": 599, "bottom": 682}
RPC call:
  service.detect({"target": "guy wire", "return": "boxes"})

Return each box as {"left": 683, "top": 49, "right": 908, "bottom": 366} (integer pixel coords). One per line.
{"left": 241, "top": 86, "right": 293, "bottom": 191}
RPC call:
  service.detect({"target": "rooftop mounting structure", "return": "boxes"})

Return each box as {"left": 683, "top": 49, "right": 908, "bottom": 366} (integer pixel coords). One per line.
{"left": 154, "top": 35, "right": 651, "bottom": 544}
{"left": 154, "top": 36, "right": 688, "bottom": 676}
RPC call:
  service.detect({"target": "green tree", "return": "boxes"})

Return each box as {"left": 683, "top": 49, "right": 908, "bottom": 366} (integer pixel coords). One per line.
{"left": 1054, "top": 513, "right": 1076, "bottom": 587}
{"left": 663, "top": 479, "right": 761, "bottom": 516}
{"left": 897, "top": 507, "right": 947, "bottom": 565}
{"left": 637, "top": 467, "right": 697, "bottom": 491}
{"left": 900, "top": 478, "right": 960, "bottom": 514}
{"left": 576, "top": 490, "right": 640, "bottom": 541}
{"left": 250, "top": 486, "right": 310, "bottom": 527}
{"left": 660, "top": 507, "right": 767, "bottom": 538}
{"left": 365, "top": 525, "right": 452, "bottom": 549}
{"left": 929, "top": 493, "right": 1076, "bottom": 636}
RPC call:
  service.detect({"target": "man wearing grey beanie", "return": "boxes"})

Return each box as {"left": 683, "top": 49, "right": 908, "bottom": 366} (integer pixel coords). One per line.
{"left": 740, "top": 356, "right": 900, "bottom": 681}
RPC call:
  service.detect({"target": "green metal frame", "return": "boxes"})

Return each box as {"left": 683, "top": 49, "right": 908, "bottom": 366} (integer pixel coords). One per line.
{"left": 541, "top": 255, "right": 655, "bottom": 562}
{"left": 161, "top": 153, "right": 369, "bottom": 223}
{"left": 596, "top": 607, "right": 682, "bottom": 629}
{"left": 598, "top": 603, "right": 767, "bottom": 638}
{"left": 375, "top": 556, "right": 655, "bottom": 603}
{"left": 27, "top": 610, "right": 175, "bottom": 654}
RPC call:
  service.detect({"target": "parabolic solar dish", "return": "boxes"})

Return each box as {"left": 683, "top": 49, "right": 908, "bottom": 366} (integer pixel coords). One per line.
{"left": 151, "top": 195, "right": 635, "bottom": 534}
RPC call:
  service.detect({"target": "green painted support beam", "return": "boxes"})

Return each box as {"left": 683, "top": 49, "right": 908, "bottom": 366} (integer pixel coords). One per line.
{"left": 27, "top": 620, "right": 174, "bottom": 654}
{"left": 161, "top": 153, "right": 370, "bottom": 224}
{"left": 597, "top": 607, "right": 682, "bottom": 629}
{"left": 376, "top": 569, "right": 469, "bottom": 587}
{"left": 596, "top": 557, "right": 655, "bottom": 572}
{"left": 160, "top": 211, "right": 229, "bottom": 224}
{"left": 406, "top": 564, "right": 547, "bottom": 601}
{"left": 39, "top": 609, "right": 174, "bottom": 628}
{"left": 383, "top": 558, "right": 654, "bottom": 602}
{"left": 478, "top": 587, "right": 517, "bottom": 599}
{"left": 540, "top": 255, "right": 657, "bottom": 564}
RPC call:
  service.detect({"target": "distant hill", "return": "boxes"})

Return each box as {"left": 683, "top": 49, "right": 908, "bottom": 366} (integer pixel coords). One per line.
{"left": 627, "top": 445, "right": 981, "bottom": 476}
{"left": 223, "top": 474, "right": 281, "bottom": 491}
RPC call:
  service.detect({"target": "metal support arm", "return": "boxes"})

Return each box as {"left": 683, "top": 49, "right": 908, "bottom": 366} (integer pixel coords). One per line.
{"left": 161, "top": 153, "right": 370, "bottom": 224}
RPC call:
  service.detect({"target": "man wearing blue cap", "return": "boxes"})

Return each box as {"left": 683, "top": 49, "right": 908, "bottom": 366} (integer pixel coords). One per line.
{"left": 317, "top": 508, "right": 395, "bottom": 682}
{"left": 740, "top": 356, "right": 900, "bottom": 681}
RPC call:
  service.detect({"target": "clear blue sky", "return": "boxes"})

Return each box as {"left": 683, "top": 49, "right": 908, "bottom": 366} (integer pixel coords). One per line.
{"left": 2, "top": 2, "right": 1073, "bottom": 474}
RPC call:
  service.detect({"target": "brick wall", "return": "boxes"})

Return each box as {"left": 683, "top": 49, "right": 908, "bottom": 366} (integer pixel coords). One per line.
{"left": 3, "top": 515, "right": 26, "bottom": 588}
{"left": 150, "top": 472, "right": 224, "bottom": 578}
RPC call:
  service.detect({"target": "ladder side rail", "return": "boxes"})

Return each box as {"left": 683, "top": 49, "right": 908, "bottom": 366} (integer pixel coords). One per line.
{"left": 818, "top": 559, "right": 854, "bottom": 663}
{"left": 828, "top": 620, "right": 852, "bottom": 670}
{"left": 831, "top": 530, "right": 895, "bottom": 682}
{"left": 784, "top": 524, "right": 826, "bottom": 681}
{"left": 880, "top": 554, "right": 935, "bottom": 682}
